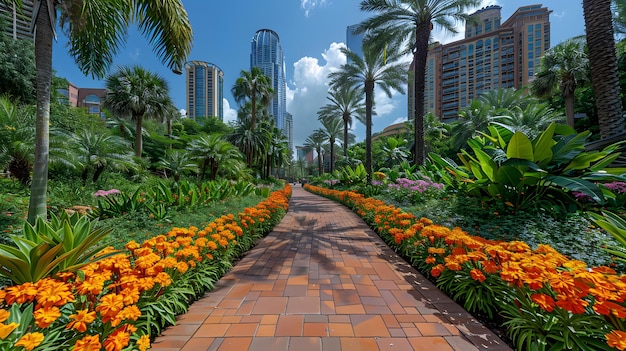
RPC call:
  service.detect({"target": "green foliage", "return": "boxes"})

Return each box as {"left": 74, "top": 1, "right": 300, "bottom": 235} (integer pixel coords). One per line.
{"left": 333, "top": 164, "right": 367, "bottom": 185}
{"left": 429, "top": 123, "right": 626, "bottom": 210}
{"left": 0, "top": 21, "right": 36, "bottom": 104}
{"left": 588, "top": 210, "right": 626, "bottom": 263}
{"left": 92, "top": 188, "right": 145, "bottom": 219}
{"left": 0, "top": 212, "right": 114, "bottom": 284}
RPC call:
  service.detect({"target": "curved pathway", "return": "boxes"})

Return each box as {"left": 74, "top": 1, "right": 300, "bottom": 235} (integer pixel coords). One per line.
{"left": 150, "top": 186, "right": 512, "bottom": 351}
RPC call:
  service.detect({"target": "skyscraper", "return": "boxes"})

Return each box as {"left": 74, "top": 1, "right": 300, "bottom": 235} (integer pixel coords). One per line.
{"left": 346, "top": 24, "right": 364, "bottom": 61}
{"left": 418, "top": 5, "right": 551, "bottom": 122}
{"left": 250, "top": 29, "right": 287, "bottom": 133}
{"left": 184, "top": 61, "right": 224, "bottom": 121}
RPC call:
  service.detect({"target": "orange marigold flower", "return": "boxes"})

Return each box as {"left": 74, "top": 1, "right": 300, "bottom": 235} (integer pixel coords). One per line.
{"left": 481, "top": 260, "right": 500, "bottom": 274}
{"left": 425, "top": 256, "right": 436, "bottom": 264}
{"left": 33, "top": 306, "right": 61, "bottom": 328}
{"left": 104, "top": 328, "right": 131, "bottom": 351}
{"left": 594, "top": 300, "right": 626, "bottom": 318}
{"left": 606, "top": 330, "right": 626, "bottom": 351}
{"left": 556, "top": 295, "right": 588, "bottom": 314}
{"left": 14, "top": 332, "right": 45, "bottom": 351}
{"left": 427, "top": 247, "right": 446, "bottom": 255}
{"left": 430, "top": 264, "right": 445, "bottom": 278}
{"left": 5, "top": 282, "right": 38, "bottom": 305}
{"left": 0, "top": 310, "right": 9, "bottom": 323}
{"left": 36, "top": 279, "right": 75, "bottom": 307}
{"left": 96, "top": 293, "right": 124, "bottom": 322}
{"left": 530, "top": 293, "right": 556, "bottom": 312}
{"left": 470, "top": 269, "right": 486, "bottom": 283}
{"left": 125, "top": 240, "right": 140, "bottom": 252}
{"left": 0, "top": 322, "right": 18, "bottom": 339}
{"left": 67, "top": 309, "right": 97, "bottom": 333}
{"left": 73, "top": 335, "right": 101, "bottom": 351}
{"left": 137, "top": 334, "right": 151, "bottom": 351}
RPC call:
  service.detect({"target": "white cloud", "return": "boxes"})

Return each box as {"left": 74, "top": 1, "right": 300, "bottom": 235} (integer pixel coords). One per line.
{"left": 431, "top": 0, "right": 499, "bottom": 44}
{"left": 223, "top": 98, "right": 237, "bottom": 124}
{"left": 287, "top": 42, "right": 408, "bottom": 147}
{"left": 300, "top": 0, "right": 329, "bottom": 17}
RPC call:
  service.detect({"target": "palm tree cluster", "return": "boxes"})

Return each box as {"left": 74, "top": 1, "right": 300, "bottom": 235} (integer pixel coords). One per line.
{"left": 229, "top": 68, "right": 291, "bottom": 179}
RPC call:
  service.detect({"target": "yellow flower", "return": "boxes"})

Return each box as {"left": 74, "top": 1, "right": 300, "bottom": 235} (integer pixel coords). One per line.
{"left": 0, "top": 310, "right": 9, "bottom": 323}
{"left": 14, "top": 332, "right": 45, "bottom": 351}
{"left": 0, "top": 322, "right": 19, "bottom": 339}
{"left": 137, "top": 334, "right": 151, "bottom": 351}
{"left": 73, "top": 335, "right": 101, "bottom": 351}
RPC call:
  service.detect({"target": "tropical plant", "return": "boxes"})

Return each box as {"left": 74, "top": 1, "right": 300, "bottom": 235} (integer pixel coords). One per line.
{"left": 583, "top": 0, "right": 626, "bottom": 138}
{"left": 587, "top": 210, "right": 626, "bottom": 263}
{"left": 264, "top": 127, "right": 289, "bottom": 179}
{"left": 329, "top": 39, "right": 408, "bottom": 182}
{"left": 61, "top": 128, "right": 136, "bottom": 184}
{"left": 303, "top": 130, "right": 327, "bottom": 176}
{"left": 0, "top": 211, "right": 114, "bottom": 284}
{"left": 156, "top": 149, "right": 198, "bottom": 182}
{"left": 449, "top": 99, "right": 499, "bottom": 151}
{"left": 374, "top": 136, "right": 410, "bottom": 169}
{"left": 227, "top": 113, "right": 272, "bottom": 170}
{"left": 188, "top": 134, "right": 244, "bottom": 180}
{"left": 317, "top": 116, "right": 343, "bottom": 173}
{"left": 103, "top": 65, "right": 173, "bottom": 158}
{"left": 0, "top": 96, "right": 34, "bottom": 185}
{"left": 8, "top": 0, "right": 192, "bottom": 224}
{"left": 317, "top": 85, "right": 366, "bottom": 159}
{"left": 231, "top": 67, "right": 273, "bottom": 130}
{"left": 531, "top": 38, "right": 588, "bottom": 128}
{"left": 333, "top": 163, "right": 368, "bottom": 185}
{"left": 495, "top": 103, "right": 566, "bottom": 140}
{"left": 0, "top": 17, "right": 35, "bottom": 103}
{"left": 430, "top": 122, "right": 626, "bottom": 209}
{"left": 357, "top": 0, "right": 481, "bottom": 165}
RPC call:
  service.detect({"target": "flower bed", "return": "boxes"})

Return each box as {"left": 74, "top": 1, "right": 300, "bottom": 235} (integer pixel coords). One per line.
{"left": 0, "top": 184, "right": 291, "bottom": 351}
{"left": 305, "top": 184, "right": 626, "bottom": 351}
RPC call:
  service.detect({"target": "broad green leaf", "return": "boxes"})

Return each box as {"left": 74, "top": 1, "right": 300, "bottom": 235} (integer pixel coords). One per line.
{"left": 473, "top": 148, "right": 497, "bottom": 181}
{"left": 495, "top": 166, "right": 524, "bottom": 187}
{"left": 545, "top": 175, "right": 605, "bottom": 204}
{"left": 532, "top": 122, "right": 555, "bottom": 165}
{"left": 506, "top": 131, "right": 534, "bottom": 161}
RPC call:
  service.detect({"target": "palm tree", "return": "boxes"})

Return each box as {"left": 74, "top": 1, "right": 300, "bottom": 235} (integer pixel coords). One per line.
{"left": 329, "top": 40, "right": 408, "bottom": 182}
{"left": 495, "top": 103, "right": 565, "bottom": 140}
{"left": 531, "top": 38, "right": 588, "bottom": 128}
{"left": 478, "top": 88, "right": 530, "bottom": 115}
{"left": 317, "top": 85, "right": 366, "bottom": 159}
{"left": 156, "top": 149, "right": 198, "bottom": 182}
{"left": 188, "top": 134, "right": 243, "bottom": 180}
{"left": 64, "top": 129, "right": 136, "bottom": 185}
{"left": 358, "top": 0, "right": 481, "bottom": 166}
{"left": 264, "top": 127, "right": 289, "bottom": 178}
{"left": 583, "top": 0, "right": 626, "bottom": 138}
{"left": 1, "top": 0, "right": 193, "bottom": 223}
{"left": 227, "top": 114, "right": 272, "bottom": 170}
{"left": 449, "top": 99, "right": 496, "bottom": 151}
{"left": 304, "top": 130, "right": 327, "bottom": 175}
{"left": 317, "top": 116, "right": 343, "bottom": 173}
{"left": 103, "top": 66, "right": 172, "bottom": 158}
{"left": 231, "top": 67, "right": 273, "bottom": 130}
{"left": 0, "top": 96, "right": 34, "bottom": 185}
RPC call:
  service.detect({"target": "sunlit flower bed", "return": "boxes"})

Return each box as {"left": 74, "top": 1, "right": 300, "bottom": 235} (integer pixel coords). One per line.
{"left": 0, "top": 184, "right": 291, "bottom": 351}
{"left": 305, "top": 184, "right": 626, "bottom": 351}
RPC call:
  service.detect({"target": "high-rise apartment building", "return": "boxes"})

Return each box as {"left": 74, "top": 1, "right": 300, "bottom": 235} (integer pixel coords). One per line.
{"left": 250, "top": 29, "right": 287, "bottom": 133}
{"left": 184, "top": 61, "right": 224, "bottom": 121}
{"left": 0, "top": 0, "right": 34, "bottom": 40}
{"left": 419, "top": 4, "right": 551, "bottom": 122}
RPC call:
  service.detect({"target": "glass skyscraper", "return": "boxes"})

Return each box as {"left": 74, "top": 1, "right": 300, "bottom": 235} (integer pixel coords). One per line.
{"left": 250, "top": 29, "right": 287, "bottom": 133}
{"left": 184, "top": 61, "right": 224, "bottom": 121}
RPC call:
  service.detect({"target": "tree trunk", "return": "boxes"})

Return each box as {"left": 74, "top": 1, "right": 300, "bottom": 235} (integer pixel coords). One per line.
{"left": 365, "top": 80, "right": 374, "bottom": 183}
{"left": 564, "top": 92, "right": 576, "bottom": 128}
{"left": 583, "top": 0, "right": 626, "bottom": 138}
{"left": 343, "top": 112, "right": 349, "bottom": 159}
{"left": 412, "top": 21, "right": 431, "bottom": 165}
{"left": 329, "top": 138, "right": 335, "bottom": 173}
{"left": 134, "top": 113, "right": 143, "bottom": 157}
{"left": 28, "top": 0, "right": 54, "bottom": 223}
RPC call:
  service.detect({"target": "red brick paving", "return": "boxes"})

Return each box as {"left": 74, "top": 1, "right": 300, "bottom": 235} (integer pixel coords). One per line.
{"left": 151, "top": 186, "right": 512, "bottom": 351}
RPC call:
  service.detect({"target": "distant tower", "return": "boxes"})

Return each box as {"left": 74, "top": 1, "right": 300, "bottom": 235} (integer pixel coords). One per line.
{"left": 250, "top": 29, "right": 288, "bottom": 134}
{"left": 185, "top": 61, "right": 224, "bottom": 121}
{"left": 346, "top": 24, "right": 364, "bottom": 61}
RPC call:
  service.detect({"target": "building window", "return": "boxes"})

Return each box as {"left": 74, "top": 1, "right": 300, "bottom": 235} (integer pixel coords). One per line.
{"left": 84, "top": 94, "right": 100, "bottom": 104}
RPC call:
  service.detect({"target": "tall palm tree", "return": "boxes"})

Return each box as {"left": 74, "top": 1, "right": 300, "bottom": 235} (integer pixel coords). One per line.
{"left": 264, "top": 127, "right": 289, "bottom": 178}
{"left": 495, "top": 103, "right": 565, "bottom": 140}
{"left": 304, "top": 130, "right": 327, "bottom": 175}
{"left": 531, "top": 38, "right": 588, "bottom": 128}
{"left": 317, "top": 85, "right": 366, "bottom": 159}
{"left": 227, "top": 114, "right": 272, "bottom": 170}
{"left": 583, "top": 0, "right": 626, "bottom": 138}
{"left": 358, "top": 0, "right": 481, "bottom": 166}
{"left": 103, "top": 66, "right": 171, "bottom": 158}
{"left": 329, "top": 40, "right": 408, "bottom": 182}
{"left": 317, "top": 116, "right": 343, "bottom": 173}
{"left": 1, "top": 0, "right": 193, "bottom": 223}
{"left": 449, "top": 99, "right": 497, "bottom": 151}
{"left": 231, "top": 67, "right": 273, "bottom": 131}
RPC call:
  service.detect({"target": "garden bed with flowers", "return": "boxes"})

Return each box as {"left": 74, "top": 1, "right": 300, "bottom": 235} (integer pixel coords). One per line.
{"left": 305, "top": 184, "right": 626, "bottom": 351}
{"left": 0, "top": 184, "right": 291, "bottom": 351}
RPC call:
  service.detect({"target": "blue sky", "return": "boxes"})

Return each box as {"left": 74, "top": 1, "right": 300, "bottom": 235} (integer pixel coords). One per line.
{"left": 52, "top": 0, "right": 585, "bottom": 148}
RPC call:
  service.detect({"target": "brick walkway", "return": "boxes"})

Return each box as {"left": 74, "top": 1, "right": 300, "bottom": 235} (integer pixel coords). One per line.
{"left": 150, "top": 186, "right": 512, "bottom": 351}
